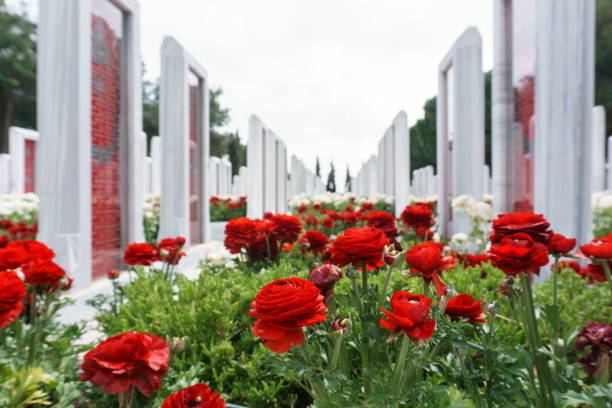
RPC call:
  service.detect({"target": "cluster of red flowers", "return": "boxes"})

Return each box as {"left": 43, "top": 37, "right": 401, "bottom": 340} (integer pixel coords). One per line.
{"left": 210, "top": 195, "right": 246, "bottom": 210}
{"left": 0, "top": 240, "right": 71, "bottom": 328}
{"left": 295, "top": 201, "right": 383, "bottom": 231}
{"left": 123, "top": 237, "right": 186, "bottom": 266}
{"left": 0, "top": 220, "right": 38, "bottom": 246}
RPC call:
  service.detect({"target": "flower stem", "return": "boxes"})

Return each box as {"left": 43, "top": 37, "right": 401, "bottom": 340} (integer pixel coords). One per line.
{"left": 26, "top": 291, "right": 37, "bottom": 367}
{"left": 351, "top": 275, "right": 368, "bottom": 368}
{"left": 519, "top": 272, "right": 555, "bottom": 407}
{"left": 361, "top": 262, "right": 368, "bottom": 293}
{"left": 379, "top": 263, "right": 395, "bottom": 308}
{"left": 551, "top": 256, "right": 560, "bottom": 356}
{"left": 330, "top": 332, "right": 343, "bottom": 369}
{"left": 601, "top": 260, "right": 612, "bottom": 296}
{"left": 393, "top": 334, "right": 411, "bottom": 389}
{"left": 551, "top": 256, "right": 559, "bottom": 307}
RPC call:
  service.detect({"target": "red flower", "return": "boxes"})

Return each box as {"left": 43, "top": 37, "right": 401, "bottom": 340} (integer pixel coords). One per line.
{"left": 401, "top": 204, "right": 434, "bottom": 229}
{"left": 271, "top": 214, "right": 303, "bottom": 243}
{"left": 255, "top": 219, "right": 276, "bottom": 235}
{"left": 0, "top": 247, "right": 29, "bottom": 270}
{"left": 249, "top": 277, "right": 327, "bottom": 353}
{"left": 416, "top": 228, "right": 434, "bottom": 241}
{"left": 344, "top": 205, "right": 355, "bottom": 213}
{"left": 444, "top": 293, "right": 487, "bottom": 323}
{"left": 263, "top": 212, "right": 273, "bottom": 220}
{"left": 490, "top": 212, "right": 552, "bottom": 244}
{"left": 367, "top": 211, "right": 398, "bottom": 239}
{"left": 305, "top": 215, "right": 319, "bottom": 228}
{"left": 322, "top": 217, "right": 335, "bottom": 229}
{"left": 487, "top": 232, "right": 549, "bottom": 276}
{"left": 466, "top": 253, "right": 489, "bottom": 267}
{"left": 297, "top": 205, "right": 308, "bottom": 214}
{"left": 361, "top": 202, "right": 373, "bottom": 211}
{"left": 156, "top": 237, "right": 186, "bottom": 265}
{"left": 6, "top": 240, "right": 55, "bottom": 262}
{"left": 379, "top": 292, "right": 435, "bottom": 341}
{"left": 210, "top": 196, "right": 222, "bottom": 204}
{"left": 0, "top": 271, "right": 27, "bottom": 329}
{"left": 21, "top": 259, "right": 66, "bottom": 287}
{"left": 161, "top": 383, "right": 226, "bottom": 408}
{"left": 330, "top": 227, "right": 390, "bottom": 270}
{"left": 224, "top": 217, "right": 256, "bottom": 254}
{"left": 282, "top": 243, "right": 293, "bottom": 252}
{"left": 309, "top": 263, "right": 343, "bottom": 297}
{"left": 580, "top": 233, "right": 612, "bottom": 259}
{"left": 123, "top": 243, "right": 159, "bottom": 266}
{"left": 340, "top": 212, "right": 359, "bottom": 225}
{"left": 0, "top": 234, "right": 8, "bottom": 248}
{"left": 548, "top": 233, "right": 576, "bottom": 255}
{"left": 299, "top": 230, "right": 330, "bottom": 255}
{"left": 583, "top": 264, "right": 609, "bottom": 283}
{"left": 247, "top": 234, "right": 278, "bottom": 261}
{"left": 313, "top": 203, "right": 321, "bottom": 211}
{"left": 405, "top": 242, "right": 454, "bottom": 296}
{"left": 79, "top": 331, "right": 169, "bottom": 396}
{"left": 576, "top": 322, "right": 612, "bottom": 378}
{"left": 107, "top": 270, "right": 120, "bottom": 279}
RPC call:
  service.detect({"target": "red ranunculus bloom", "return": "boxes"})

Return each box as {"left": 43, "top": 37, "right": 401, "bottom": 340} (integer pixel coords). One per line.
{"left": 249, "top": 277, "right": 327, "bottom": 353}
{"left": 547, "top": 233, "right": 576, "bottom": 255}
{"left": 576, "top": 322, "right": 612, "bottom": 378}
{"left": 0, "top": 234, "right": 8, "bottom": 248}
{"left": 487, "top": 232, "right": 550, "bottom": 276}
{"left": 344, "top": 205, "right": 355, "bottom": 213}
{"left": 330, "top": 226, "right": 389, "bottom": 270}
{"left": 580, "top": 233, "right": 612, "bottom": 259}
{"left": 161, "top": 383, "right": 226, "bottom": 408}
{"left": 305, "top": 215, "right": 319, "bottom": 228}
{"left": 156, "top": 237, "right": 186, "bottom": 265}
{"left": 379, "top": 291, "right": 435, "bottom": 341}
{"left": 401, "top": 204, "right": 434, "bottom": 230}
{"left": 297, "top": 205, "right": 308, "bottom": 214}
{"left": 367, "top": 211, "right": 398, "bottom": 239}
{"left": 0, "top": 270, "right": 27, "bottom": 329}
{"left": 309, "top": 263, "right": 343, "bottom": 297}
{"left": 79, "top": 331, "right": 169, "bottom": 396}
{"left": 466, "top": 253, "right": 489, "bottom": 267}
{"left": 583, "top": 264, "right": 609, "bottom": 283}
{"left": 108, "top": 270, "right": 120, "bottom": 279}
{"left": 313, "top": 203, "right": 321, "bottom": 211}
{"left": 224, "top": 217, "right": 257, "bottom": 254}
{"left": 271, "top": 214, "right": 303, "bottom": 243}
{"left": 6, "top": 240, "right": 55, "bottom": 262}
{"left": 123, "top": 243, "right": 159, "bottom": 266}
{"left": 247, "top": 234, "right": 278, "bottom": 262}
{"left": 341, "top": 212, "right": 359, "bottom": 225}
{"left": 490, "top": 212, "right": 552, "bottom": 244}
{"left": 322, "top": 217, "right": 335, "bottom": 229}
{"left": 21, "top": 259, "right": 66, "bottom": 287}
{"left": 444, "top": 293, "right": 487, "bottom": 323}
{"left": 361, "top": 202, "right": 373, "bottom": 211}
{"left": 0, "top": 247, "right": 29, "bottom": 270}
{"left": 405, "top": 242, "right": 454, "bottom": 296}
{"left": 416, "top": 228, "right": 434, "bottom": 241}
{"left": 255, "top": 218, "right": 277, "bottom": 235}
{"left": 299, "top": 230, "right": 329, "bottom": 255}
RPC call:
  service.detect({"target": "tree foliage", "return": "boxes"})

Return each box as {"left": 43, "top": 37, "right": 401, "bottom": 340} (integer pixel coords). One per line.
{"left": 0, "top": 1, "right": 36, "bottom": 152}
{"left": 326, "top": 162, "right": 336, "bottom": 192}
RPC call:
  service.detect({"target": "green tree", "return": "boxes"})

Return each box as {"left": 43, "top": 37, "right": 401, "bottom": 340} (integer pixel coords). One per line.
{"left": 142, "top": 66, "right": 159, "bottom": 149}
{"left": 345, "top": 165, "right": 351, "bottom": 192}
{"left": 0, "top": 1, "right": 36, "bottom": 152}
{"left": 315, "top": 156, "right": 321, "bottom": 177}
{"left": 326, "top": 162, "right": 336, "bottom": 192}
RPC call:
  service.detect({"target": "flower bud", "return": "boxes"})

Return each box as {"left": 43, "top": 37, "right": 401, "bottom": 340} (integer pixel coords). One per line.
{"left": 107, "top": 270, "right": 120, "bottom": 280}
{"left": 332, "top": 317, "right": 348, "bottom": 335}
{"left": 383, "top": 248, "right": 397, "bottom": 266}
{"left": 159, "top": 249, "right": 169, "bottom": 259}
{"left": 309, "top": 264, "right": 343, "bottom": 297}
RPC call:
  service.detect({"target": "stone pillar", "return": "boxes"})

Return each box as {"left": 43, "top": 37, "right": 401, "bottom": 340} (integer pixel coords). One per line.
{"left": 534, "top": 0, "right": 595, "bottom": 245}
{"left": 37, "top": 0, "right": 142, "bottom": 289}
{"left": 491, "top": 0, "right": 514, "bottom": 215}
{"left": 391, "top": 111, "right": 410, "bottom": 217}
{"left": 263, "top": 130, "right": 277, "bottom": 213}
{"left": 607, "top": 136, "right": 612, "bottom": 190}
{"left": 0, "top": 154, "right": 10, "bottom": 193}
{"left": 276, "top": 139, "right": 287, "bottom": 213}
{"left": 159, "top": 36, "right": 210, "bottom": 246}
{"left": 9, "top": 127, "right": 39, "bottom": 194}
{"left": 591, "top": 106, "right": 606, "bottom": 195}
{"left": 209, "top": 156, "right": 220, "bottom": 196}
{"left": 150, "top": 136, "right": 161, "bottom": 195}
{"left": 437, "top": 27, "right": 484, "bottom": 237}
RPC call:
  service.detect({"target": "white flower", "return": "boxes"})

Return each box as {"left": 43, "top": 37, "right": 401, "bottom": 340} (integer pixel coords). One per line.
{"left": 433, "top": 233, "right": 440, "bottom": 243}
{"left": 599, "top": 195, "right": 612, "bottom": 210}
{"left": 451, "top": 194, "right": 475, "bottom": 212}
{"left": 452, "top": 232, "right": 469, "bottom": 246}
{"left": 475, "top": 238, "right": 484, "bottom": 246}
{"left": 468, "top": 202, "right": 494, "bottom": 223}
{"left": 483, "top": 194, "right": 493, "bottom": 203}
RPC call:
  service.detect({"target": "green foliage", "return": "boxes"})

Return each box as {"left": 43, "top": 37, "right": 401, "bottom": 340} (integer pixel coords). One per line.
{"left": 210, "top": 198, "right": 247, "bottom": 222}
{"left": 0, "top": 1, "right": 36, "bottom": 152}
{"left": 326, "top": 162, "right": 336, "bottom": 192}
{"left": 593, "top": 207, "right": 612, "bottom": 238}
{"left": 90, "top": 261, "right": 311, "bottom": 407}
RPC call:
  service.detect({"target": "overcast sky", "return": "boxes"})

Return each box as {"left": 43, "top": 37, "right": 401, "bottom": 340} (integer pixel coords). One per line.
{"left": 9, "top": 0, "right": 493, "bottom": 190}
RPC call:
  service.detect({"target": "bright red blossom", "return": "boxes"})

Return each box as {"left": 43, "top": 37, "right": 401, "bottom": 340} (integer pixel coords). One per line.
{"left": 249, "top": 277, "right": 327, "bottom": 353}
{"left": 271, "top": 215, "right": 303, "bottom": 243}
{"left": 487, "top": 232, "right": 549, "bottom": 276}
{"left": 156, "top": 237, "right": 186, "bottom": 265}
{"left": 405, "top": 242, "right": 454, "bottom": 296}
{"left": 161, "top": 383, "right": 226, "bottom": 408}
{"left": 330, "top": 227, "right": 389, "bottom": 270}
{"left": 79, "top": 331, "right": 169, "bottom": 396}
{"left": 401, "top": 204, "right": 434, "bottom": 230}
{"left": 0, "top": 271, "right": 27, "bottom": 329}
{"left": 367, "top": 211, "right": 398, "bottom": 239}
{"left": 299, "top": 230, "right": 330, "bottom": 255}
{"left": 444, "top": 293, "right": 487, "bottom": 323}
{"left": 580, "top": 233, "right": 612, "bottom": 259}
{"left": 21, "top": 259, "right": 66, "bottom": 287}
{"left": 547, "top": 233, "right": 576, "bottom": 255}
{"left": 490, "top": 212, "right": 552, "bottom": 244}
{"left": 123, "top": 243, "right": 159, "bottom": 266}
{"left": 224, "top": 217, "right": 257, "bottom": 254}
{"left": 379, "top": 292, "right": 435, "bottom": 341}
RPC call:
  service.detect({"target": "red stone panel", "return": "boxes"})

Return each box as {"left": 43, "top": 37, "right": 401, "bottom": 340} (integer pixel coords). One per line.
{"left": 91, "top": 0, "right": 123, "bottom": 279}
{"left": 24, "top": 139, "right": 35, "bottom": 193}
{"left": 189, "top": 84, "right": 200, "bottom": 243}
{"left": 512, "top": 0, "right": 536, "bottom": 212}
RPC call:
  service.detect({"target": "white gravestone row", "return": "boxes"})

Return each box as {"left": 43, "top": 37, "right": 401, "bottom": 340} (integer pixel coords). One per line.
{"left": 411, "top": 166, "right": 437, "bottom": 197}
{"left": 607, "top": 136, "right": 612, "bottom": 190}
{"left": 288, "top": 155, "right": 323, "bottom": 198}
{"left": 247, "top": 115, "right": 289, "bottom": 218}
{"left": 354, "top": 155, "right": 378, "bottom": 197}
{"left": 231, "top": 166, "right": 248, "bottom": 197}
{"left": 208, "top": 155, "right": 232, "bottom": 197}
